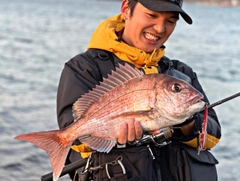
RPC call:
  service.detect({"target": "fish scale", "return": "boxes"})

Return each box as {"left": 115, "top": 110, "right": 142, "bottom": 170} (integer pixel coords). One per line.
{"left": 82, "top": 80, "right": 157, "bottom": 119}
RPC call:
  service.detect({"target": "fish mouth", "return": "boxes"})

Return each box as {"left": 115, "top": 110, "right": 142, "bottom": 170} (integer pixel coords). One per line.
{"left": 188, "top": 95, "right": 205, "bottom": 107}
{"left": 186, "top": 96, "right": 206, "bottom": 114}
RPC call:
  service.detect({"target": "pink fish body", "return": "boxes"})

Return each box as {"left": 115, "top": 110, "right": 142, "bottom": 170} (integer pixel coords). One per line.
{"left": 15, "top": 63, "right": 205, "bottom": 181}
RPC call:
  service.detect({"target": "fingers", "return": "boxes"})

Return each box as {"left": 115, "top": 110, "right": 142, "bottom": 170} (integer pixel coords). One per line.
{"left": 117, "top": 118, "right": 143, "bottom": 145}
{"left": 127, "top": 118, "right": 136, "bottom": 142}
{"left": 118, "top": 122, "right": 128, "bottom": 145}
{"left": 134, "top": 120, "right": 143, "bottom": 140}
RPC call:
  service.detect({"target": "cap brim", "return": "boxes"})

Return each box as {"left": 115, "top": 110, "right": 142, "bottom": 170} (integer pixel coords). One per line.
{"left": 139, "top": 0, "right": 193, "bottom": 24}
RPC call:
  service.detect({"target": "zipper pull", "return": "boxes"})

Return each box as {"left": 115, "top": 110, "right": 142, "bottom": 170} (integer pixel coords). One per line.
{"left": 147, "top": 145, "right": 155, "bottom": 160}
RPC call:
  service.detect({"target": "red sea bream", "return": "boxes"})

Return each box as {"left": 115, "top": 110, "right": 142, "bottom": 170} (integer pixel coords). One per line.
{"left": 15, "top": 63, "right": 205, "bottom": 181}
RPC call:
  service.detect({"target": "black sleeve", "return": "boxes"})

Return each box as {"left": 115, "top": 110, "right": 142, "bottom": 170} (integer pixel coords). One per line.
{"left": 56, "top": 53, "right": 102, "bottom": 129}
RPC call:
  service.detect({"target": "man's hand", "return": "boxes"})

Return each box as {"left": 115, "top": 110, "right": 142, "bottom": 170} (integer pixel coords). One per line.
{"left": 117, "top": 118, "right": 143, "bottom": 145}
{"left": 181, "top": 120, "right": 195, "bottom": 135}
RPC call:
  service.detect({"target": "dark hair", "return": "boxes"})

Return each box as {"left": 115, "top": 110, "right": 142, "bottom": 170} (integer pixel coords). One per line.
{"left": 128, "top": 0, "right": 138, "bottom": 16}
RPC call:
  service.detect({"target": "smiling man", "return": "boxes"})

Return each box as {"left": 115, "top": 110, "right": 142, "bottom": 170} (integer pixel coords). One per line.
{"left": 57, "top": 0, "right": 221, "bottom": 180}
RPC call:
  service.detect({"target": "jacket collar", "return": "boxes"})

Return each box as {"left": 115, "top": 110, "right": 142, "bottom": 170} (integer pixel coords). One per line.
{"left": 87, "top": 14, "right": 165, "bottom": 68}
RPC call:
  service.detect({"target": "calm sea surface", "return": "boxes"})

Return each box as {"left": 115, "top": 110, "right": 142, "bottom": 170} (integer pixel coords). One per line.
{"left": 0, "top": 0, "right": 240, "bottom": 180}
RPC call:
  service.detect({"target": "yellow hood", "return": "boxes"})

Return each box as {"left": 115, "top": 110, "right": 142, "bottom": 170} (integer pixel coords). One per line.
{"left": 87, "top": 14, "right": 165, "bottom": 68}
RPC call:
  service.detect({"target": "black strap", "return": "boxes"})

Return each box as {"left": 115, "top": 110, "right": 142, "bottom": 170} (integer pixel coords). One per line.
{"left": 87, "top": 49, "right": 115, "bottom": 78}
{"left": 159, "top": 56, "right": 192, "bottom": 84}
{"left": 87, "top": 50, "right": 192, "bottom": 84}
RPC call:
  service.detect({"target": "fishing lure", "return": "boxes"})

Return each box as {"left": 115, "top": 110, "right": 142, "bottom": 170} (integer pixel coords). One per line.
{"left": 198, "top": 106, "right": 208, "bottom": 154}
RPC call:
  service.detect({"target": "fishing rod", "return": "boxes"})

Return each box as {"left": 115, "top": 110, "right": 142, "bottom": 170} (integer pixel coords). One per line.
{"left": 41, "top": 92, "right": 240, "bottom": 181}
{"left": 41, "top": 158, "right": 88, "bottom": 181}
{"left": 201, "top": 91, "right": 240, "bottom": 111}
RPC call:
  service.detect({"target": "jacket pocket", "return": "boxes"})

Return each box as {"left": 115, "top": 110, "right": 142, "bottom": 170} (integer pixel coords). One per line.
{"left": 179, "top": 144, "right": 219, "bottom": 181}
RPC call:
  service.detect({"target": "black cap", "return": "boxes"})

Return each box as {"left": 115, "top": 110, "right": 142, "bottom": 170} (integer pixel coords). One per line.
{"left": 138, "top": 0, "right": 192, "bottom": 24}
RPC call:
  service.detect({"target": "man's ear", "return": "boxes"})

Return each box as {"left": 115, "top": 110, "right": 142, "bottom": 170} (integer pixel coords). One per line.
{"left": 121, "top": 0, "right": 129, "bottom": 20}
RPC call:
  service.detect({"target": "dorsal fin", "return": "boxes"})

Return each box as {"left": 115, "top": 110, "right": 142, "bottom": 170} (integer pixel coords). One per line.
{"left": 72, "top": 63, "right": 143, "bottom": 121}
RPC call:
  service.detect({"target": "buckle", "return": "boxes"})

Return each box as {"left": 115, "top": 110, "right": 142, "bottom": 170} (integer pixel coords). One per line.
{"left": 105, "top": 156, "right": 126, "bottom": 179}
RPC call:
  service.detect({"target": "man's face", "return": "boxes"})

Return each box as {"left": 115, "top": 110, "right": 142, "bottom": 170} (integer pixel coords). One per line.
{"left": 122, "top": 2, "right": 178, "bottom": 53}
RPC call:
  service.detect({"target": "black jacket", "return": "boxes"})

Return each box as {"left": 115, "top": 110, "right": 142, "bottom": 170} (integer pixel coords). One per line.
{"left": 56, "top": 49, "right": 221, "bottom": 181}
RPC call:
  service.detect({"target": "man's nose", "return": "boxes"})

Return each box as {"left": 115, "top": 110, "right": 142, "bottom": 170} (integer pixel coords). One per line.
{"left": 153, "top": 21, "right": 165, "bottom": 34}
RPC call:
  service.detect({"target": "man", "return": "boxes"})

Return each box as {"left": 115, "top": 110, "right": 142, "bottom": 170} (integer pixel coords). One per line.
{"left": 57, "top": 0, "right": 221, "bottom": 180}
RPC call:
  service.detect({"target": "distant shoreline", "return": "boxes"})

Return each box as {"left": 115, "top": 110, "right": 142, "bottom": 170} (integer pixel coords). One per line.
{"left": 114, "top": 0, "right": 240, "bottom": 7}
{"left": 185, "top": 0, "right": 240, "bottom": 7}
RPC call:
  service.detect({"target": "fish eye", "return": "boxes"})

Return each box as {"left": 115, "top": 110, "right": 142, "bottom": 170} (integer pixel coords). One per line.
{"left": 171, "top": 83, "right": 182, "bottom": 92}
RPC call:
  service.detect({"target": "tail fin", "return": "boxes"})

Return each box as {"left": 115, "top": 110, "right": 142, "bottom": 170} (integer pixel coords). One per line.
{"left": 14, "top": 130, "right": 71, "bottom": 181}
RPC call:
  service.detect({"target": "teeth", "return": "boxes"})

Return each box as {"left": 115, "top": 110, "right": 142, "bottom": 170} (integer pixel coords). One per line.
{"left": 144, "top": 33, "right": 159, "bottom": 41}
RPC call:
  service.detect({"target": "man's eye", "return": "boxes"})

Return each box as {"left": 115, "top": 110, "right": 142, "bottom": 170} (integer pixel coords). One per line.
{"left": 148, "top": 14, "right": 156, "bottom": 18}
{"left": 168, "top": 20, "right": 176, "bottom": 24}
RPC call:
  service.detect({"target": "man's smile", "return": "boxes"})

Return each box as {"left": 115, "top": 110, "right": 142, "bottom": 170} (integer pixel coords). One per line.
{"left": 144, "top": 32, "right": 160, "bottom": 42}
